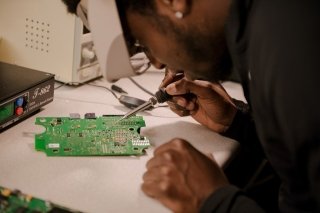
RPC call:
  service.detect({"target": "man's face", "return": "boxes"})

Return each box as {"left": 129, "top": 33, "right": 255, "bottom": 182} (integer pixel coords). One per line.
{"left": 125, "top": 1, "right": 232, "bottom": 82}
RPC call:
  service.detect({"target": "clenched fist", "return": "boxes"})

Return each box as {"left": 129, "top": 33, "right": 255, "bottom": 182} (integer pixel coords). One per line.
{"left": 142, "top": 138, "right": 229, "bottom": 213}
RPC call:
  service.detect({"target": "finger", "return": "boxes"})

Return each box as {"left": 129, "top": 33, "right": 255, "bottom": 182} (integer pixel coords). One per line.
{"left": 172, "top": 97, "right": 196, "bottom": 111}
{"left": 142, "top": 180, "right": 187, "bottom": 213}
{"left": 141, "top": 179, "right": 164, "bottom": 198}
{"left": 160, "top": 69, "right": 184, "bottom": 88}
{"left": 167, "top": 102, "right": 191, "bottom": 117}
{"left": 142, "top": 169, "right": 160, "bottom": 183}
{"left": 142, "top": 165, "right": 178, "bottom": 196}
{"left": 146, "top": 150, "right": 177, "bottom": 170}
{"left": 154, "top": 138, "right": 192, "bottom": 156}
{"left": 143, "top": 164, "right": 177, "bottom": 183}
{"left": 141, "top": 179, "right": 180, "bottom": 205}
{"left": 195, "top": 80, "right": 234, "bottom": 103}
{"left": 165, "top": 79, "right": 188, "bottom": 96}
{"left": 142, "top": 165, "right": 185, "bottom": 198}
{"left": 167, "top": 78, "right": 231, "bottom": 101}
{"left": 142, "top": 167, "right": 163, "bottom": 183}
{"left": 166, "top": 79, "right": 210, "bottom": 97}
{"left": 153, "top": 139, "right": 197, "bottom": 174}
{"left": 160, "top": 71, "right": 176, "bottom": 88}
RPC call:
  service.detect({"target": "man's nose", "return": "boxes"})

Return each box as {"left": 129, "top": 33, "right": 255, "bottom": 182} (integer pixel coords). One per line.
{"left": 151, "top": 59, "right": 166, "bottom": 69}
{"left": 146, "top": 53, "right": 166, "bottom": 69}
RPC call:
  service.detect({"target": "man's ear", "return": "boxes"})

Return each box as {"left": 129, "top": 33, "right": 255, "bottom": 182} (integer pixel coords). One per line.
{"left": 156, "top": 0, "right": 191, "bottom": 17}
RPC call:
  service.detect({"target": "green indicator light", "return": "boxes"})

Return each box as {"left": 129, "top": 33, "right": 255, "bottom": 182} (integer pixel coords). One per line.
{"left": 0, "top": 102, "right": 14, "bottom": 123}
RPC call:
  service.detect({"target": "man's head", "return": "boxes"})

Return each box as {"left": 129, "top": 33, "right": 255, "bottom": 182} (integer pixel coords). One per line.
{"left": 61, "top": 0, "right": 80, "bottom": 14}
{"left": 117, "top": 0, "right": 232, "bottom": 82}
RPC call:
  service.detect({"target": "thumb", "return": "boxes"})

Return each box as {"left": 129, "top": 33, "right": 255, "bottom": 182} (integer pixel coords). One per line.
{"left": 160, "top": 69, "right": 184, "bottom": 88}
{"left": 167, "top": 79, "right": 234, "bottom": 106}
{"left": 166, "top": 78, "right": 214, "bottom": 98}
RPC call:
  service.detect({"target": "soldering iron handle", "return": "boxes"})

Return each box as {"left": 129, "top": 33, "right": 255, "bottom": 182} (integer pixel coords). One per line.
{"left": 155, "top": 88, "right": 172, "bottom": 103}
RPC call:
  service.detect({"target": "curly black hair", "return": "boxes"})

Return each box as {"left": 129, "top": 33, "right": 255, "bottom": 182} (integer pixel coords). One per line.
{"left": 115, "top": 0, "right": 158, "bottom": 56}
{"left": 60, "top": 0, "right": 157, "bottom": 54}
{"left": 61, "top": 0, "right": 81, "bottom": 14}
{"left": 116, "top": 0, "right": 156, "bottom": 16}
{"left": 61, "top": 0, "right": 156, "bottom": 15}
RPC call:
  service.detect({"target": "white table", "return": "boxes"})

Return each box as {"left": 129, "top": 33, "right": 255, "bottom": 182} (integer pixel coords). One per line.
{"left": 0, "top": 70, "right": 243, "bottom": 213}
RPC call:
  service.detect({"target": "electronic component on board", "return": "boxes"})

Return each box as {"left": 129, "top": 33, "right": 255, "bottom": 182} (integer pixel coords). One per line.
{"left": 0, "top": 186, "right": 81, "bottom": 212}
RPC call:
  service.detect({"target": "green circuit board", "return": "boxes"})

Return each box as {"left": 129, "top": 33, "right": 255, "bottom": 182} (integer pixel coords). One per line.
{"left": 35, "top": 114, "right": 150, "bottom": 156}
{"left": 0, "top": 186, "right": 80, "bottom": 212}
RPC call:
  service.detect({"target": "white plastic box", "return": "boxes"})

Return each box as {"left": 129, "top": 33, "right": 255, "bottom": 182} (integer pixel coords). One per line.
{"left": 0, "top": 0, "right": 101, "bottom": 83}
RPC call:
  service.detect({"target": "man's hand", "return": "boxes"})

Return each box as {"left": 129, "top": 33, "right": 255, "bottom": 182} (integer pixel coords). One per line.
{"left": 142, "top": 139, "right": 229, "bottom": 213}
{"left": 160, "top": 69, "right": 237, "bottom": 133}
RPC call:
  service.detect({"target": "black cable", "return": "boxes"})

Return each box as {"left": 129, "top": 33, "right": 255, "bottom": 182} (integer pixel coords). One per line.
{"left": 110, "top": 85, "right": 127, "bottom": 94}
{"left": 54, "top": 81, "right": 119, "bottom": 100}
{"left": 87, "top": 83, "right": 119, "bottom": 100}
{"left": 54, "top": 82, "right": 71, "bottom": 90}
{"left": 54, "top": 80, "right": 170, "bottom": 114}
{"left": 54, "top": 81, "right": 83, "bottom": 90}
{"left": 54, "top": 80, "right": 168, "bottom": 110}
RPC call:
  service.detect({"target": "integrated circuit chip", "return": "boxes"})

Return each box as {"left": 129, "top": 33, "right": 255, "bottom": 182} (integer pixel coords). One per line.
{"left": 35, "top": 115, "right": 150, "bottom": 156}
{"left": 0, "top": 186, "right": 80, "bottom": 212}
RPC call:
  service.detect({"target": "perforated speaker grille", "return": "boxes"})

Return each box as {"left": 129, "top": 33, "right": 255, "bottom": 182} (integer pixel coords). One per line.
{"left": 24, "top": 17, "right": 50, "bottom": 53}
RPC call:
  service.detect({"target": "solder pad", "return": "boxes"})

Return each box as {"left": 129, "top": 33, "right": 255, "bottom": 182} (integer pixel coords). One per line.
{"left": 0, "top": 185, "right": 80, "bottom": 212}
{"left": 35, "top": 115, "right": 150, "bottom": 156}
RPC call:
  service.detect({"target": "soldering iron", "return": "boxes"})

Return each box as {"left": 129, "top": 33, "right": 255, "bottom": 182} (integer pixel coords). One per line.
{"left": 118, "top": 88, "right": 171, "bottom": 121}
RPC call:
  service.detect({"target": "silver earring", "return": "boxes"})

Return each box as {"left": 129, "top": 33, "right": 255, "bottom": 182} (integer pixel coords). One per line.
{"left": 175, "top": 11, "right": 183, "bottom": 19}
{"left": 163, "top": 0, "right": 170, "bottom": 4}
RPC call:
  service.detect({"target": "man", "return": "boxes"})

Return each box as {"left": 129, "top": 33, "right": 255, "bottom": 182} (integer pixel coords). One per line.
{"left": 62, "top": 0, "right": 320, "bottom": 212}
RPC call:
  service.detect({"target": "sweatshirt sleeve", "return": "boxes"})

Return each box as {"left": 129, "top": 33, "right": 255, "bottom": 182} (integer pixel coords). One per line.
{"left": 222, "top": 99, "right": 264, "bottom": 155}
{"left": 200, "top": 185, "right": 265, "bottom": 213}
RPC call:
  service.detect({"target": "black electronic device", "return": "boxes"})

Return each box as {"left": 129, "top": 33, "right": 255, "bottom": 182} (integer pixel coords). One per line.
{"left": 0, "top": 62, "right": 54, "bottom": 131}
{"left": 118, "top": 95, "right": 149, "bottom": 109}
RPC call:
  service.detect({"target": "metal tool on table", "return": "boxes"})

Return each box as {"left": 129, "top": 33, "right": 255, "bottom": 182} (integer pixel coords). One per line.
{"left": 118, "top": 88, "right": 171, "bottom": 122}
